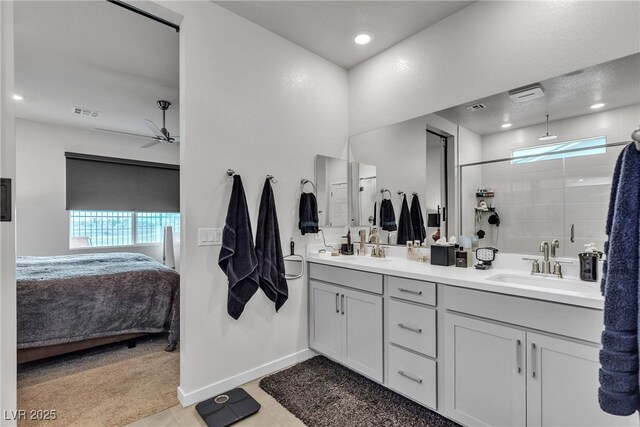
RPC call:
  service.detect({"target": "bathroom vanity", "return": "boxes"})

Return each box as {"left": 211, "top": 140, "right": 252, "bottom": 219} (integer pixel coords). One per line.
{"left": 307, "top": 255, "right": 636, "bottom": 427}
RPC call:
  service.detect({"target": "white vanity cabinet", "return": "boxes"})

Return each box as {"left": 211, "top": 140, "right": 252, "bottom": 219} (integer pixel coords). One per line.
{"left": 309, "top": 264, "right": 383, "bottom": 382}
{"left": 444, "top": 288, "right": 635, "bottom": 427}
{"left": 526, "top": 332, "right": 631, "bottom": 427}
{"left": 386, "top": 276, "right": 439, "bottom": 409}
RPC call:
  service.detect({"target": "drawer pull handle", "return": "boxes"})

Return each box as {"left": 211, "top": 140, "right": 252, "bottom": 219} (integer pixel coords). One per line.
{"left": 531, "top": 343, "right": 537, "bottom": 378}
{"left": 398, "top": 323, "right": 422, "bottom": 334}
{"left": 335, "top": 293, "right": 339, "bottom": 313}
{"left": 397, "top": 288, "right": 422, "bottom": 296}
{"left": 398, "top": 370, "right": 422, "bottom": 384}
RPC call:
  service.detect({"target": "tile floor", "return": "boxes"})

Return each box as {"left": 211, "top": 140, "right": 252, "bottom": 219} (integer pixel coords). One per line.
{"left": 128, "top": 376, "right": 305, "bottom": 427}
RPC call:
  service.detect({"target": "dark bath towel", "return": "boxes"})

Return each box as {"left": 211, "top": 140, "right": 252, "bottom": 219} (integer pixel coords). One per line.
{"left": 410, "top": 194, "right": 427, "bottom": 244}
{"left": 256, "top": 178, "right": 288, "bottom": 312}
{"left": 599, "top": 144, "right": 640, "bottom": 416}
{"left": 380, "top": 199, "right": 397, "bottom": 232}
{"left": 218, "top": 175, "right": 260, "bottom": 320}
{"left": 298, "top": 192, "right": 319, "bottom": 235}
{"left": 373, "top": 201, "right": 377, "bottom": 226}
{"left": 397, "top": 194, "right": 415, "bottom": 245}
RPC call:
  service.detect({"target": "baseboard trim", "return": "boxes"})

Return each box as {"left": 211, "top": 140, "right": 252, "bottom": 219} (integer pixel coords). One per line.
{"left": 177, "top": 348, "right": 316, "bottom": 407}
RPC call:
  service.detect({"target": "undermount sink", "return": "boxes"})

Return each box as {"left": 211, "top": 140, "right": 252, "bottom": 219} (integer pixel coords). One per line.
{"left": 334, "top": 256, "right": 392, "bottom": 264}
{"left": 487, "top": 273, "right": 596, "bottom": 292}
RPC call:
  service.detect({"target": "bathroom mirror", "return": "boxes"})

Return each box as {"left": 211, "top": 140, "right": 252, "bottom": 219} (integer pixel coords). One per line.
{"left": 349, "top": 116, "right": 450, "bottom": 245}
{"left": 315, "top": 154, "right": 348, "bottom": 227}
{"left": 349, "top": 162, "right": 377, "bottom": 227}
{"left": 435, "top": 52, "right": 640, "bottom": 257}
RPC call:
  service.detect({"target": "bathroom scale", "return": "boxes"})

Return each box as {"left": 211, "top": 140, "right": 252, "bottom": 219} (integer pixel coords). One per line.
{"left": 195, "top": 388, "right": 261, "bottom": 427}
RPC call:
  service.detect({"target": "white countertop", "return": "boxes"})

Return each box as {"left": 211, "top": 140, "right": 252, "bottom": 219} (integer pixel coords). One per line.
{"left": 307, "top": 253, "right": 604, "bottom": 310}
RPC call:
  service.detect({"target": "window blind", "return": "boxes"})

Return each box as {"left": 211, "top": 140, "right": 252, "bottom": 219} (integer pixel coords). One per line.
{"left": 65, "top": 152, "right": 179, "bottom": 212}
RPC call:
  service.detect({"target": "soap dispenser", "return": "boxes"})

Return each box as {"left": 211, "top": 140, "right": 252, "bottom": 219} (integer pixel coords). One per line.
{"left": 579, "top": 243, "right": 603, "bottom": 282}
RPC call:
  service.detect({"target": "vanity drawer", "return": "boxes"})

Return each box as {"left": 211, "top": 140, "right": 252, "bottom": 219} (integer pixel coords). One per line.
{"left": 309, "top": 263, "right": 383, "bottom": 294}
{"left": 388, "top": 300, "right": 436, "bottom": 357}
{"left": 388, "top": 344, "right": 437, "bottom": 409}
{"left": 388, "top": 276, "right": 436, "bottom": 306}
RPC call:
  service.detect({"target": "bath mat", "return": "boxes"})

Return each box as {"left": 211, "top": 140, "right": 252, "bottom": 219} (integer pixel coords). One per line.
{"left": 259, "top": 356, "right": 460, "bottom": 427}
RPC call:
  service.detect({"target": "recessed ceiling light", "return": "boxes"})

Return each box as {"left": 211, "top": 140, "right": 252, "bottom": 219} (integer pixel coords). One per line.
{"left": 501, "top": 123, "right": 512, "bottom": 128}
{"left": 354, "top": 32, "right": 373, "bottom": 46}
{"left": 12, "top": 94, "right": 23, "bottom": 101}
{"left": 590, "top": 103, "right": 605, "bottom": 109}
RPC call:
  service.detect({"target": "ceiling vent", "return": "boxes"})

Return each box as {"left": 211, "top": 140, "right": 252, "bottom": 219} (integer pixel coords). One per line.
{"left": 73, "top": 107, "right": 101, "bottom": 118}
{"left": 509, "top": 84, "right": 544, "bottom": 103}
{"left": 465, "top": 103, "right": 487, "bottom": 111}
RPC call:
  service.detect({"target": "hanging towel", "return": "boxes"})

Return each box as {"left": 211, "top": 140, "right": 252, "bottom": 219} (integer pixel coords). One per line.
{"left": 298, "top": 192, "right": 319, "bottom": 235}
{"left": 397, "top": 194, "right": 415, "bottom": 245}
{"left": 255, "top": 178, "right": 288, "bottom": 312}
{"left": 410, "top": 194, "right": 427, "bottom": 244}
{"left": 373, "top": 201, "right": 377, "bottom": 226}
{"left": 380, "top": 199, "right": 397, "bottom": 232}
{"left": 218, "top": 175, "right": 259, "bottom": 320}
{"left": 599, "top": 144, "right": 640, "bottom": 416}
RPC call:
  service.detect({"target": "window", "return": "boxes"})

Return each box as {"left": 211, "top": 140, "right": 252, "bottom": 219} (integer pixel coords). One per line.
{"left": 70, "top": 211, "right": 180, "bottom": 248}
{"left": 511, "top": 136, "right": 606, "bottom": 165}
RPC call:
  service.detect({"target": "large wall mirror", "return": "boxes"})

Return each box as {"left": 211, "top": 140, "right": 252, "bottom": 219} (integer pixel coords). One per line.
{"left": 349, "top": 117, "right": 451, "bottom": 245}
{"left": 436, "top": 53, "right": 640, "bottom": 257}
{"left": 315, "top": 155, "right": 348, "bottom": 227}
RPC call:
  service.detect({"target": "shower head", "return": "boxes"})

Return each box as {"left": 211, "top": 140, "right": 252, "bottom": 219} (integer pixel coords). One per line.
{"left": 539, "top": 115, "right": 557, "bottom": 141}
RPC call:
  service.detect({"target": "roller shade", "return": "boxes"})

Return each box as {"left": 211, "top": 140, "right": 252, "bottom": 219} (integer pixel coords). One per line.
{"left": 66, "top": 152, "right": 179, "bottom": 212}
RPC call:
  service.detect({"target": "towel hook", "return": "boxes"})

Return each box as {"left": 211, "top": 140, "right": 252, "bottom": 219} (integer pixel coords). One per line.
{"left": 301, "top": 179, "right": 316, "bottom": 193}
{"left": 632, "top": 125, "right": 640, "bottom": 151}
{"left": 397, "top": 191, "right": 405, "bottom": 197}
{"left": 226, "top": 169, "right": 236, "bottom": 178}
{"left": 380, "top": 188, "right": 391, "bottom": 199}
{"left": 412, "top": 191, "right": 418, "bottom": 196}
{"left": 267, "top": 174, "right": 278, "bottom": 184}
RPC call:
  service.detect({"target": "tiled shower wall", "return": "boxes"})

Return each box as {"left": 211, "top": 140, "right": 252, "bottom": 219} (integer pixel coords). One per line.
{"left": 462, "top": 104, "right": 639, "bottom": 257}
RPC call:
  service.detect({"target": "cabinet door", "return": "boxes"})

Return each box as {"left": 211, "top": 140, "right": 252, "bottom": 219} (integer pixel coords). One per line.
{"left": 309, "top": 280, "right": 342, "bottom": 360}
{"left": 445, "top": 313, "right": 526, "bottom": 427}
{"left": 527, "top": 332, "right": 636, "bottom": 427}
{"left": 341, "top": 287, "right": 383, "bottom": 382}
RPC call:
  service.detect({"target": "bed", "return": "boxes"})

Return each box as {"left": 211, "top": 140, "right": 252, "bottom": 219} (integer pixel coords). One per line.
{"left": 16, "top": 253, "right": 179, "bottom": 363}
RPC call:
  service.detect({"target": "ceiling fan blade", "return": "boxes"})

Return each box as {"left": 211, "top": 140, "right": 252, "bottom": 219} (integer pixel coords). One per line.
{"left": 144, "top": 119, "right": 165, "bottom": 139}
{"left": 141, "top": 139, "right": 162, "bottom": 148}
{"left": 95, "top": 128, "right": 158, "bottom": 140}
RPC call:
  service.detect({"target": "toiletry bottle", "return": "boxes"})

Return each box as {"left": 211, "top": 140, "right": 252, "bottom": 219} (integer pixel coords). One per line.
{"left": 579, "top": 243, "right": 603, "bottom": 282}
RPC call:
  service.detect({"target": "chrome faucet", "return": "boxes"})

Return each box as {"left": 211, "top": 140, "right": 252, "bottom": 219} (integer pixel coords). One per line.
{"left": 539, "top": 241, "right": 550, "bottom": 274}
{"left": 550, "top": 239, "right": 560, "bottom": 258}
{"left": 369, "top": 243, "right": 387, "bottom": 258}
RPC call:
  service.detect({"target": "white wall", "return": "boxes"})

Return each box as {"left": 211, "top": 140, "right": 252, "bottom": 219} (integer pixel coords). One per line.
{"left": 15, "top": 119, "right": 180, "bottom": 264}
{"left": 349, "top": 1, "right": 640, "bottom": 136}
{"left": 0, "top": 1, "right": 16, "bottom": 422}
{"left": 470, "top": 104, "right": 639, "bottom": 256}
{"left": 162, "top": 1, "right": 348, "bottom": 405}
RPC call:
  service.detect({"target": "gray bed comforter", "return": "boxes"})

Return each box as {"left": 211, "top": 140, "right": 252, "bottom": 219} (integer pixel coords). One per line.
{"left": 17, "top": 253, "right": 179, "bottom": 350}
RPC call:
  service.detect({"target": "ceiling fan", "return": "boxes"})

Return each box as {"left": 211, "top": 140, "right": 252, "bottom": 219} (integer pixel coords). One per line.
{"left": 96, "top": 100, "right": 179, "bottom": 148}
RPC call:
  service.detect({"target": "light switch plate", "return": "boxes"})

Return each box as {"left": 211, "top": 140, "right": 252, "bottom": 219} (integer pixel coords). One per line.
{"left": 198, "top": 228, "right": 222, "bottom": 246}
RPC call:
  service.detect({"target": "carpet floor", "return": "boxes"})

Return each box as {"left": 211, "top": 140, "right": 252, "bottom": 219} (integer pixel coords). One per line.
{"left": 17, "top": 334, "right": 179, "bottom": 427}
{"left": 259, "top": 356, "right": 460, "bottom": 427}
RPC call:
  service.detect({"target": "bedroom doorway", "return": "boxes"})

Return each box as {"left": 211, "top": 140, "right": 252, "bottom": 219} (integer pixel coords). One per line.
{"left": 12, "top": 2, "right": 182, "bottom": 425}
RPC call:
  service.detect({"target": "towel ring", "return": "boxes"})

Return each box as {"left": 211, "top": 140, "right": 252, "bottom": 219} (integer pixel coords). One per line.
{"left": 380, "top": 188, "right": 391, "bottom": 199}
{"left": 267, "top": 174, "right": 278, "bottom": 184}
{"left": 301, "top": 179, "right": 315, "bottom": 193}
{"left": 632, "top": 126, "right": 640, "bottom": 151}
